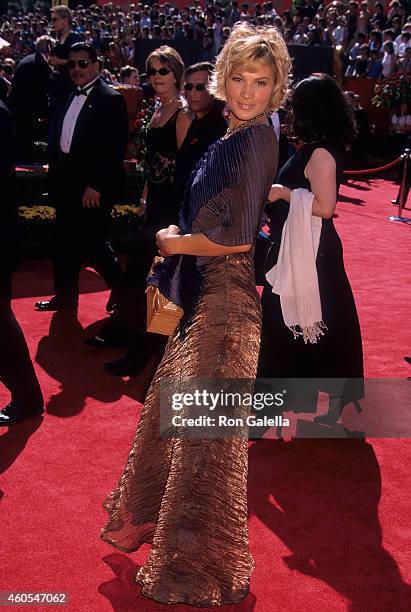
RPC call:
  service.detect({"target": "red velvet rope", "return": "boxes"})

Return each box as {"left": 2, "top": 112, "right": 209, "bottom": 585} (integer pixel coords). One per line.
{"left": 17, "top": 155, "right": 405, "bottom": 178}
{"left": 343, "top": 155, "right": 404, "bottom": 176}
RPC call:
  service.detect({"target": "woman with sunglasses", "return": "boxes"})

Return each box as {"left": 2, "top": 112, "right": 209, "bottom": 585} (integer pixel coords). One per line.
{"left": 87, "top": 46, "right": 192, "bottom": 350}
{"left": 132, "top": 45, "right": 191, "bottom": 314}
{"left": 102, "top": 23, "right": 290, "bottom": 606}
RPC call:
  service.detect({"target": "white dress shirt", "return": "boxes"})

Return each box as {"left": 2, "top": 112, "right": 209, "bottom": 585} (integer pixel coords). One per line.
{"left": 270, "top": 112, "right": 281, "bottom": 142}
{"left": 60, "top": 77, "right": 99, "bottom": 153}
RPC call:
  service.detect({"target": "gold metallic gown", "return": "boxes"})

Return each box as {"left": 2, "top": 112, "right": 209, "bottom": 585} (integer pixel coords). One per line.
{"left": 101, "top": 125, "right": 278, "bottom": 607}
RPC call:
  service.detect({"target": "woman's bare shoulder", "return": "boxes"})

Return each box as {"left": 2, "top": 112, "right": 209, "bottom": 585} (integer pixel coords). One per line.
{"left": 307, "top": 147, "right": 336, "bottom": 167}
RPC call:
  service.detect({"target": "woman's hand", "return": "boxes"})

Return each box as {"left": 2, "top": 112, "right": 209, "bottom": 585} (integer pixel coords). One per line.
{"left": 268, "top": 184, "right": 292, "bottom": 203}
{"left": 156, "top": 225, "right": 180, "bottom": 257}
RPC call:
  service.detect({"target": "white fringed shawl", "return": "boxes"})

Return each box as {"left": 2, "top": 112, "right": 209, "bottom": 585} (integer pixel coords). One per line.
{"left": 265, "top": 188, "right": 327, "bottom": 344}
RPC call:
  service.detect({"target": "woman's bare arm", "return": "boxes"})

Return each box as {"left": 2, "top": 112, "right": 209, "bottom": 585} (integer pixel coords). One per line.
{"left": 305, "top": 148, "right": 337, "bottom": 219}
{"left": 268, "top": 147, "right": 337, "bottom": 219}
{"left": 157, "top": 226, "right": 251, "bottom": 257}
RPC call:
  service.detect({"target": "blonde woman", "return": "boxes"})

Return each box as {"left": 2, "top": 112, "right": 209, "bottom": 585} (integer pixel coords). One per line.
{"left": 102, "top": 24, "right": 290, "bottom": 606}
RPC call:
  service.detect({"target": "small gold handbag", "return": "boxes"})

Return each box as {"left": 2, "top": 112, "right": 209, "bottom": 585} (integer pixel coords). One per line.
{"left": 146, "top": 257, "right": 183, "bottom": 336}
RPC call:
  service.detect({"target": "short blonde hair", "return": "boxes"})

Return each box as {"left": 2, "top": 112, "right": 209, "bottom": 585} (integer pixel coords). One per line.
{"left": 146, "top": 45, "right": 185, "bottom": 90}
{"left": 51, "top": 6, "right": 72, "bottom": 25}
{"left": 209, "top": 23, "right": 291, "bottom": 112}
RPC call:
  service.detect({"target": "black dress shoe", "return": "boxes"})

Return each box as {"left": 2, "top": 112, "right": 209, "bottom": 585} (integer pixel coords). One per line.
{"left": 405, "top": 357, "right": 411, "bottom": 365}
{"left": 102, "top": 357, "right": 144, "bottom": 377}
{"left": 35, "top": 298, "right": 77, "bottom": 311}
{"left": 0, "top": 402, "right": 44, "bottom": 426}
{"left": 84, "top": 335, "right": 111, "bottom": 348}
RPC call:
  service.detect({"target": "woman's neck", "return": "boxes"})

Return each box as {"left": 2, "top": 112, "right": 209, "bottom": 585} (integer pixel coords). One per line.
{"left": 158, "top": 90, "right": 179, "bottom": 105}
{"left": 227, "top": 110, "right": 267, "bottom": 132}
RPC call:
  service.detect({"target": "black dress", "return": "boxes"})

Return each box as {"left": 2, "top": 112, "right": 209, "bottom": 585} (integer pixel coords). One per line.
{"left": 98, "top": 111, "right": 182, "bottom": 346}
{"left": 258, "top": 141, "right": 364, "bottom": 407}
{"left": 143, "top": 109, "right": 182, "bottom": 231}
{"left": 51, "top": 31, "right": 84, "bottom": 102}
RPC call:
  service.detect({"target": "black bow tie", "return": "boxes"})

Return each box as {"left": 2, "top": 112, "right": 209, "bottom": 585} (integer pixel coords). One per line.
{"left": 75, "top": 82, "right": 96, "bottom": 96}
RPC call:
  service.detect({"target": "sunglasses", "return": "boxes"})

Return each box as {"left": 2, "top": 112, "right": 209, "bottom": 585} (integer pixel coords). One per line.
{"left": 147, "top": 67, "right": 171, "bottom": 77}
{"left": 51, "top": 17, "right": 62, "bottom": 22}
{"left": 184, "top": 83, "right": 207, "bottom": 92}
{"left": 67, "top": 59, "right": 92, "bottom": 69}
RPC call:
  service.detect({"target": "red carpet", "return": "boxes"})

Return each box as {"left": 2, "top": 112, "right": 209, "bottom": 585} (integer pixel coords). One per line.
{"left": 1, "top": 178, "right": 410, "bottom": 611}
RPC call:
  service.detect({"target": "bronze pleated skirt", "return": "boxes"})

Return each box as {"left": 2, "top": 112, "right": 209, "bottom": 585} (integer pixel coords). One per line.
{"left": 101, "top": 253, "right": 261, "bottom": 607}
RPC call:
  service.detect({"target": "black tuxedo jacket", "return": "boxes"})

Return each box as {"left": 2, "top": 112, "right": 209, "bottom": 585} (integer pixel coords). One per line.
{"left": 48, "top": 77, "right": 129, "bottom": 203}
{"left": 174, "top": 103, "right": 227, "bottom": 204}
{"left": 0, "top": 101, "right": 20, "bottom": 287}
{"left": 8, "top": 52, "right": 52, "bottom": 120}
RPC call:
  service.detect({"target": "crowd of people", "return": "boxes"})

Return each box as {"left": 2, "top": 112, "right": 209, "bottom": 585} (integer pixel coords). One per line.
{"left": 0, "top": 2, "right": 404, "bottom": 605}
{"left": 344, "top": 10, "right": 411, "bottom": 78}
{"left": 0, "top": 2, "right": 409, "bottom": 165}
{"left": 1, "top": 0, "right": 411, "bottom": 87}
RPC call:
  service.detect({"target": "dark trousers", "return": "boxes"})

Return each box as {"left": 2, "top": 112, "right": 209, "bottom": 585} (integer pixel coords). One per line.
{"left": 53, "top": 201, "right": 124, "bottom": 305}
{"left": 0, "top": 275, "right": 43, "bottom": 412}
{"left": 98, "top": 224, "right": 159, "bottom": 344}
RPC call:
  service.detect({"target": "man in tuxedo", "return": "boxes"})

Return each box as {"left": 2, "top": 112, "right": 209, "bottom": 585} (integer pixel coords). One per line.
{"left": 7, "top": 35, "right": 54, "bottom": 163}
{"left": 0, "top": 100, "right": 43, "bottom": 426}
{"left": 36, "top": 43, "right": 128, "bottom": 312}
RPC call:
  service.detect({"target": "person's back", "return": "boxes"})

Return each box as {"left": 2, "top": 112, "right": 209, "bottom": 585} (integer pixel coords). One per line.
{"left": 8, "top": 51, "right": 51, "bottom": 117}
{"left": 7, "top": 39, "right": 53, "bottom": 162}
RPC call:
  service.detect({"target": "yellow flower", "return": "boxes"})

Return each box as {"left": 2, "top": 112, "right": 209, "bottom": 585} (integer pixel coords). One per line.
{"left": 18, "top": 205, "right": 56, "bottom": 222}
{"left": 112, "top": 204, "right": 144, "bottom": 219}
